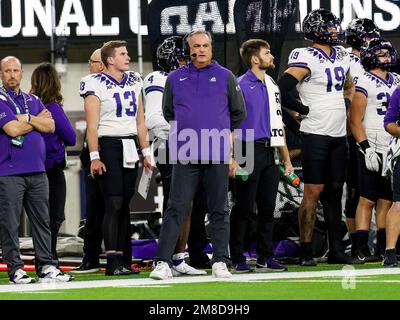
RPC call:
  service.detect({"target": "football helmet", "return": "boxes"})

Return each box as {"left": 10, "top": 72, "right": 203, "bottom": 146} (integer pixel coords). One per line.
{"left": 156, "top": 36, "right": 186, "bottom": 73}
{"left": 345, "top": 18, "right": 380, "bottom": 50}
{"left": 303, "top": 9, "right": 343, "bottom": 45}
{"left": 360, "top": 38, "right": 397, "bottom": 71}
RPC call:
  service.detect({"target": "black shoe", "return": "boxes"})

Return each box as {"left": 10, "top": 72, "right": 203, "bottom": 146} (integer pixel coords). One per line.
{"left": 105, "top": 266, "right": 137, "bottom": 276}
{"left": 190, "top": 260, "right": 211, "bottom": 269}
{"left": 373, "top": 248, "right": 384, "bottom": 261}
{"left": 328, "top": 251, "right": 364, "bottom": 264}
{"left": 299, "top": 257, "right": 317, "bottom": 266}
{"left": 122, "top": 263, "right": 140, "bottom": 274}
{"left": 70, "top": 261, "right": 100, "bottom": 274}
{"left": 354, "top": 247, "right": 378, "bottom": 263}
{"left": 382, "top": 250, "right": 398, "bottom": 267}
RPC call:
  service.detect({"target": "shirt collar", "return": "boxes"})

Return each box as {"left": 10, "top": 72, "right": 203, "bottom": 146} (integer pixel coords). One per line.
{"left": 245, "top": 69, "right": 264, "bottom": 83}
{"left": 4, "top": 86, "right": 22, "bottom": 98}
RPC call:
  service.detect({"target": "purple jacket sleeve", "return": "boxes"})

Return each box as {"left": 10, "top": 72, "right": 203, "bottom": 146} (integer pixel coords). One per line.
{"left": 384, "top": 87, "right": 400, "bottom": 129}
{"left": 47, "top": 102, "right": 76, "bottom": 146}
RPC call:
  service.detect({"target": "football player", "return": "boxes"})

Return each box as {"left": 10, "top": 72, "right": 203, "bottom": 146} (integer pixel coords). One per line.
{"left": 349, "top": 39, "right": 400, "bottom": 262}
{"left": 278, "top": 9, "right": 361, "bottom": 265}
{"left": 81, "top": 40, "right": 153, "bottom": 276}
{"left": 344, "top": 18, "right": 381, "bottom": 257}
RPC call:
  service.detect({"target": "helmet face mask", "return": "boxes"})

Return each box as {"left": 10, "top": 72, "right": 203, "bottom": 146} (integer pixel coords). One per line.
{"left": 303, "top": 9, "right": 344, "bottom": 45}
{"left": 156, "top": 36, "right": 187, "bottom": 73}
{"left": 360, "top": 38, "right": 397, "bottom": 71}
{"left": 345, "top": 18, "right": 380, "bottom": 50}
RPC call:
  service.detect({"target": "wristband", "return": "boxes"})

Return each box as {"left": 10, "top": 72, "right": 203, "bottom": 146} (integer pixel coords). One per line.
{"left": 26, "top": 114, "right": 31, "bottom": 123}
{"left": 142, "top": 147, "right": 151, "bottom": 157}
{"left": 89, "top": 151, "right": 100, "bottom": 161}
{"left": 359, "top": 140, "right": 370, "bottom": 152}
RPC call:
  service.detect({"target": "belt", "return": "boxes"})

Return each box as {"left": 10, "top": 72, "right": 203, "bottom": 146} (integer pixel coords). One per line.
{"left": 254, "top": 139, "right": 271, "bottom": 147}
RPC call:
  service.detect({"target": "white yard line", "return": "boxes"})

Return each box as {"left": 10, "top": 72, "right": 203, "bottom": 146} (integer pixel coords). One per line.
{"left": 1, "top": 268, "right": 400, "bottom": 293}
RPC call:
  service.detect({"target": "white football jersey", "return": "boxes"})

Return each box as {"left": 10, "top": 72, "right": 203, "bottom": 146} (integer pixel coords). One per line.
{"left": 142, "top": 70, "right": 170, "bottom": 140}
{"left": 80, "top": 71, "right": 143, "bottom": 137}
{"left": 288, "top": 46, "right": 351, "bottom": 137}
{"left": 354, "top": 71, "right": 400, "bottom": 153}
{"left": 349, "top": 53, "right": 365, "bottom": 77}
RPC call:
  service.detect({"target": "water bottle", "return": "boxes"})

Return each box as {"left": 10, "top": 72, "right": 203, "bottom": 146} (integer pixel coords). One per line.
{"left": 234, "top": 167, "right": 249, "bottom": 181}
{"left": 279, "top": 163, "right": 300, "bottom": 188}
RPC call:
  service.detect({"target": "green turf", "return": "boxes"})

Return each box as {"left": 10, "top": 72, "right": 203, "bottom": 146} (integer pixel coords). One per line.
{"left": 2, "top": 273, "right": 400, "bottom": 300}
{"left": 1, "top": 263, "right": 400, "bottom": 300}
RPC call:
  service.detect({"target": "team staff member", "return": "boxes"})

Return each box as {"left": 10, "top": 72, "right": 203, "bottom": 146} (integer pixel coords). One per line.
{"left": 0, "top": 56, "right": 72, "bottom": 283}
{"left": 150, "top": 30, "right": 246, "bottom": 280}
{"left": 278, "top": 9, "right": 360, "bottom": 265}
{"left": 382, "top": 71, "right": 400, "bottom": 267}
{"left": 143, "top": 36, "right": 206, "bottom": 276}
{"left": 73, "top": 49, "right": 106, "bottom": 273}
{"left": 81, "top": 41, "right": 152, "bottom": 276}
{"left": 230, "top": 39, "right": 292, "bottom": 273}
{"left": 30, "top": 62, "right": 77, "bottom": 262}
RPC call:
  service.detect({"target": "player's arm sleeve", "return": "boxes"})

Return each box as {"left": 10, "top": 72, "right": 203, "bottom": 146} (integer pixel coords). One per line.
{"left": 353, "top": 74, "right": 368, "bottom": 98}
{"left": 79, "top": 76, "right": 101, "bottom": 100}
{"left": 143, "top": 74, "right": 169, "bottom": 130}
{"left": 227, "top": 72, "right": 246, "bottom": 130}
{"left": 278, "top": 49, "right": 310, "bottom": 115}
{"left": 162, "top": 78, "right": 174, "bottom": 122}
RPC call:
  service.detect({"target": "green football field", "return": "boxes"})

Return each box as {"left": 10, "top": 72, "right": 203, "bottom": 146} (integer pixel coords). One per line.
{"left": 2, "top": 262, "right": 400, "bottom": 300}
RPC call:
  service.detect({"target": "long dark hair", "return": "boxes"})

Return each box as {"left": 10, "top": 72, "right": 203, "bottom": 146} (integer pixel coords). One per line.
{"left": 30, "top": 62, "right": 63, "bottom": 106}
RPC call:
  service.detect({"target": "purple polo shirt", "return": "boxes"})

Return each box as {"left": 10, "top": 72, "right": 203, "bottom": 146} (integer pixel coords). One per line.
{"left": 384, "top": 86, "right": 400, "bottom": 129}
{"left": 42, "top": 102, "right": 76, "bottom": 169}
{"left": 0, "top": 88, "right": 46, "bottom": 176}
{"left": 164, "top": 61, "right": 245, "bottom": 162}
{"left": 237, "top": 70, "right": 271, "bottom": 141}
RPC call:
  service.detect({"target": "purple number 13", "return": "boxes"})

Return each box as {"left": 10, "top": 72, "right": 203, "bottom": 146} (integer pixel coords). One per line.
{"left": 113, "top": 91, "right": 137, "bottom": 117}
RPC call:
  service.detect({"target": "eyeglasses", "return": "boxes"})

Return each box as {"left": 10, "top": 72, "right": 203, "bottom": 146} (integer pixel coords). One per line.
{"left": 88, "top": 59, "right": 102, "bottom": 65}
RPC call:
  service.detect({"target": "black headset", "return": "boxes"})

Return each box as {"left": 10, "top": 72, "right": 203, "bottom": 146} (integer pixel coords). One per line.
{"left": 182, "top": 30, "right": 213, "bottom": 59}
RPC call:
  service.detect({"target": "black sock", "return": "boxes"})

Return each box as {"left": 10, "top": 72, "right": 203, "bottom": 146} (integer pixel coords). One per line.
{"left": 350, "top": 233, "right": 358, "bottom": 251}
{"left": 301, "top": 242, "right": 313, "bottom": 259}
{"left": 377, "top": 229, "right": 386, "bottom": 253}
{"left": 356, "top": 230, "right": 369, "bottom": 250}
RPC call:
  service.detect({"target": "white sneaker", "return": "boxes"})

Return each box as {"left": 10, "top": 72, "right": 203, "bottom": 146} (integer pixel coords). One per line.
{"left": 171, "top": 261, "right": 207, "bottom": 276}
{"left": 9, "top": 269, "right": 36, "bottom": 284}
{"left": 38, "top": 265, "right": 74, "bottom": 283}
{"left": 149, "top": 261, "right": 173, "bottom": 280}
{"left": 212, "top": 262, "right": 232, "bottom": 278}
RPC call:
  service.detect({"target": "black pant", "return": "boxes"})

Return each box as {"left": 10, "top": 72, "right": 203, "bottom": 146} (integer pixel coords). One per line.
{"left": 156, "top": 163, "right": 230, "bottom": 265}
{"left": 46, "top": 165, "right": 66, "bottom": 261}
{"left": 230, "top": 143, "right": 280, "bottom": 263}
{"left": 187, "top": 187, "right": 209, "bottom": 263}
{"left": 155, "top": 140, "right": 208, "bottom": 260}
{"left": 82, "top": 164, "right": 105, "bottom": 264}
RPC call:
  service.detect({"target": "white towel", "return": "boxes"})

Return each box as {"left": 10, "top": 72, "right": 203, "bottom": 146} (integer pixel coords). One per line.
{"left": 122, "top": 139, "right": 139, "bottom": 168}
{"left": 265, "top": 74, "right": 285, "bottom": 147}
{"left": 384, "top": 136, "right": 400, "bottom": 176}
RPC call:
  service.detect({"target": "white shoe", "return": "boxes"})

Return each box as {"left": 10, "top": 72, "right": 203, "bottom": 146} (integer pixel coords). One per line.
{"left": 171, "top": 261, "right": 207, "bottom": 276}
{"left": 38, "top": 265, "right": 73, "bottom": 283}
{"left": 212, "top": 262, "right": 232, "bottom": 278}
{"left": 149, "top": 261, "right": 173, "bottom": 280}
{"left": 9, "top": 269, "right": 36, "bottom": 284}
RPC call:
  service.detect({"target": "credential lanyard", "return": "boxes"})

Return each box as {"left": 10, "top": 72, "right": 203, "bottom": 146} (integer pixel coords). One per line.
{"left": 0, "top": 86, "right": 29, "bottom": 115}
